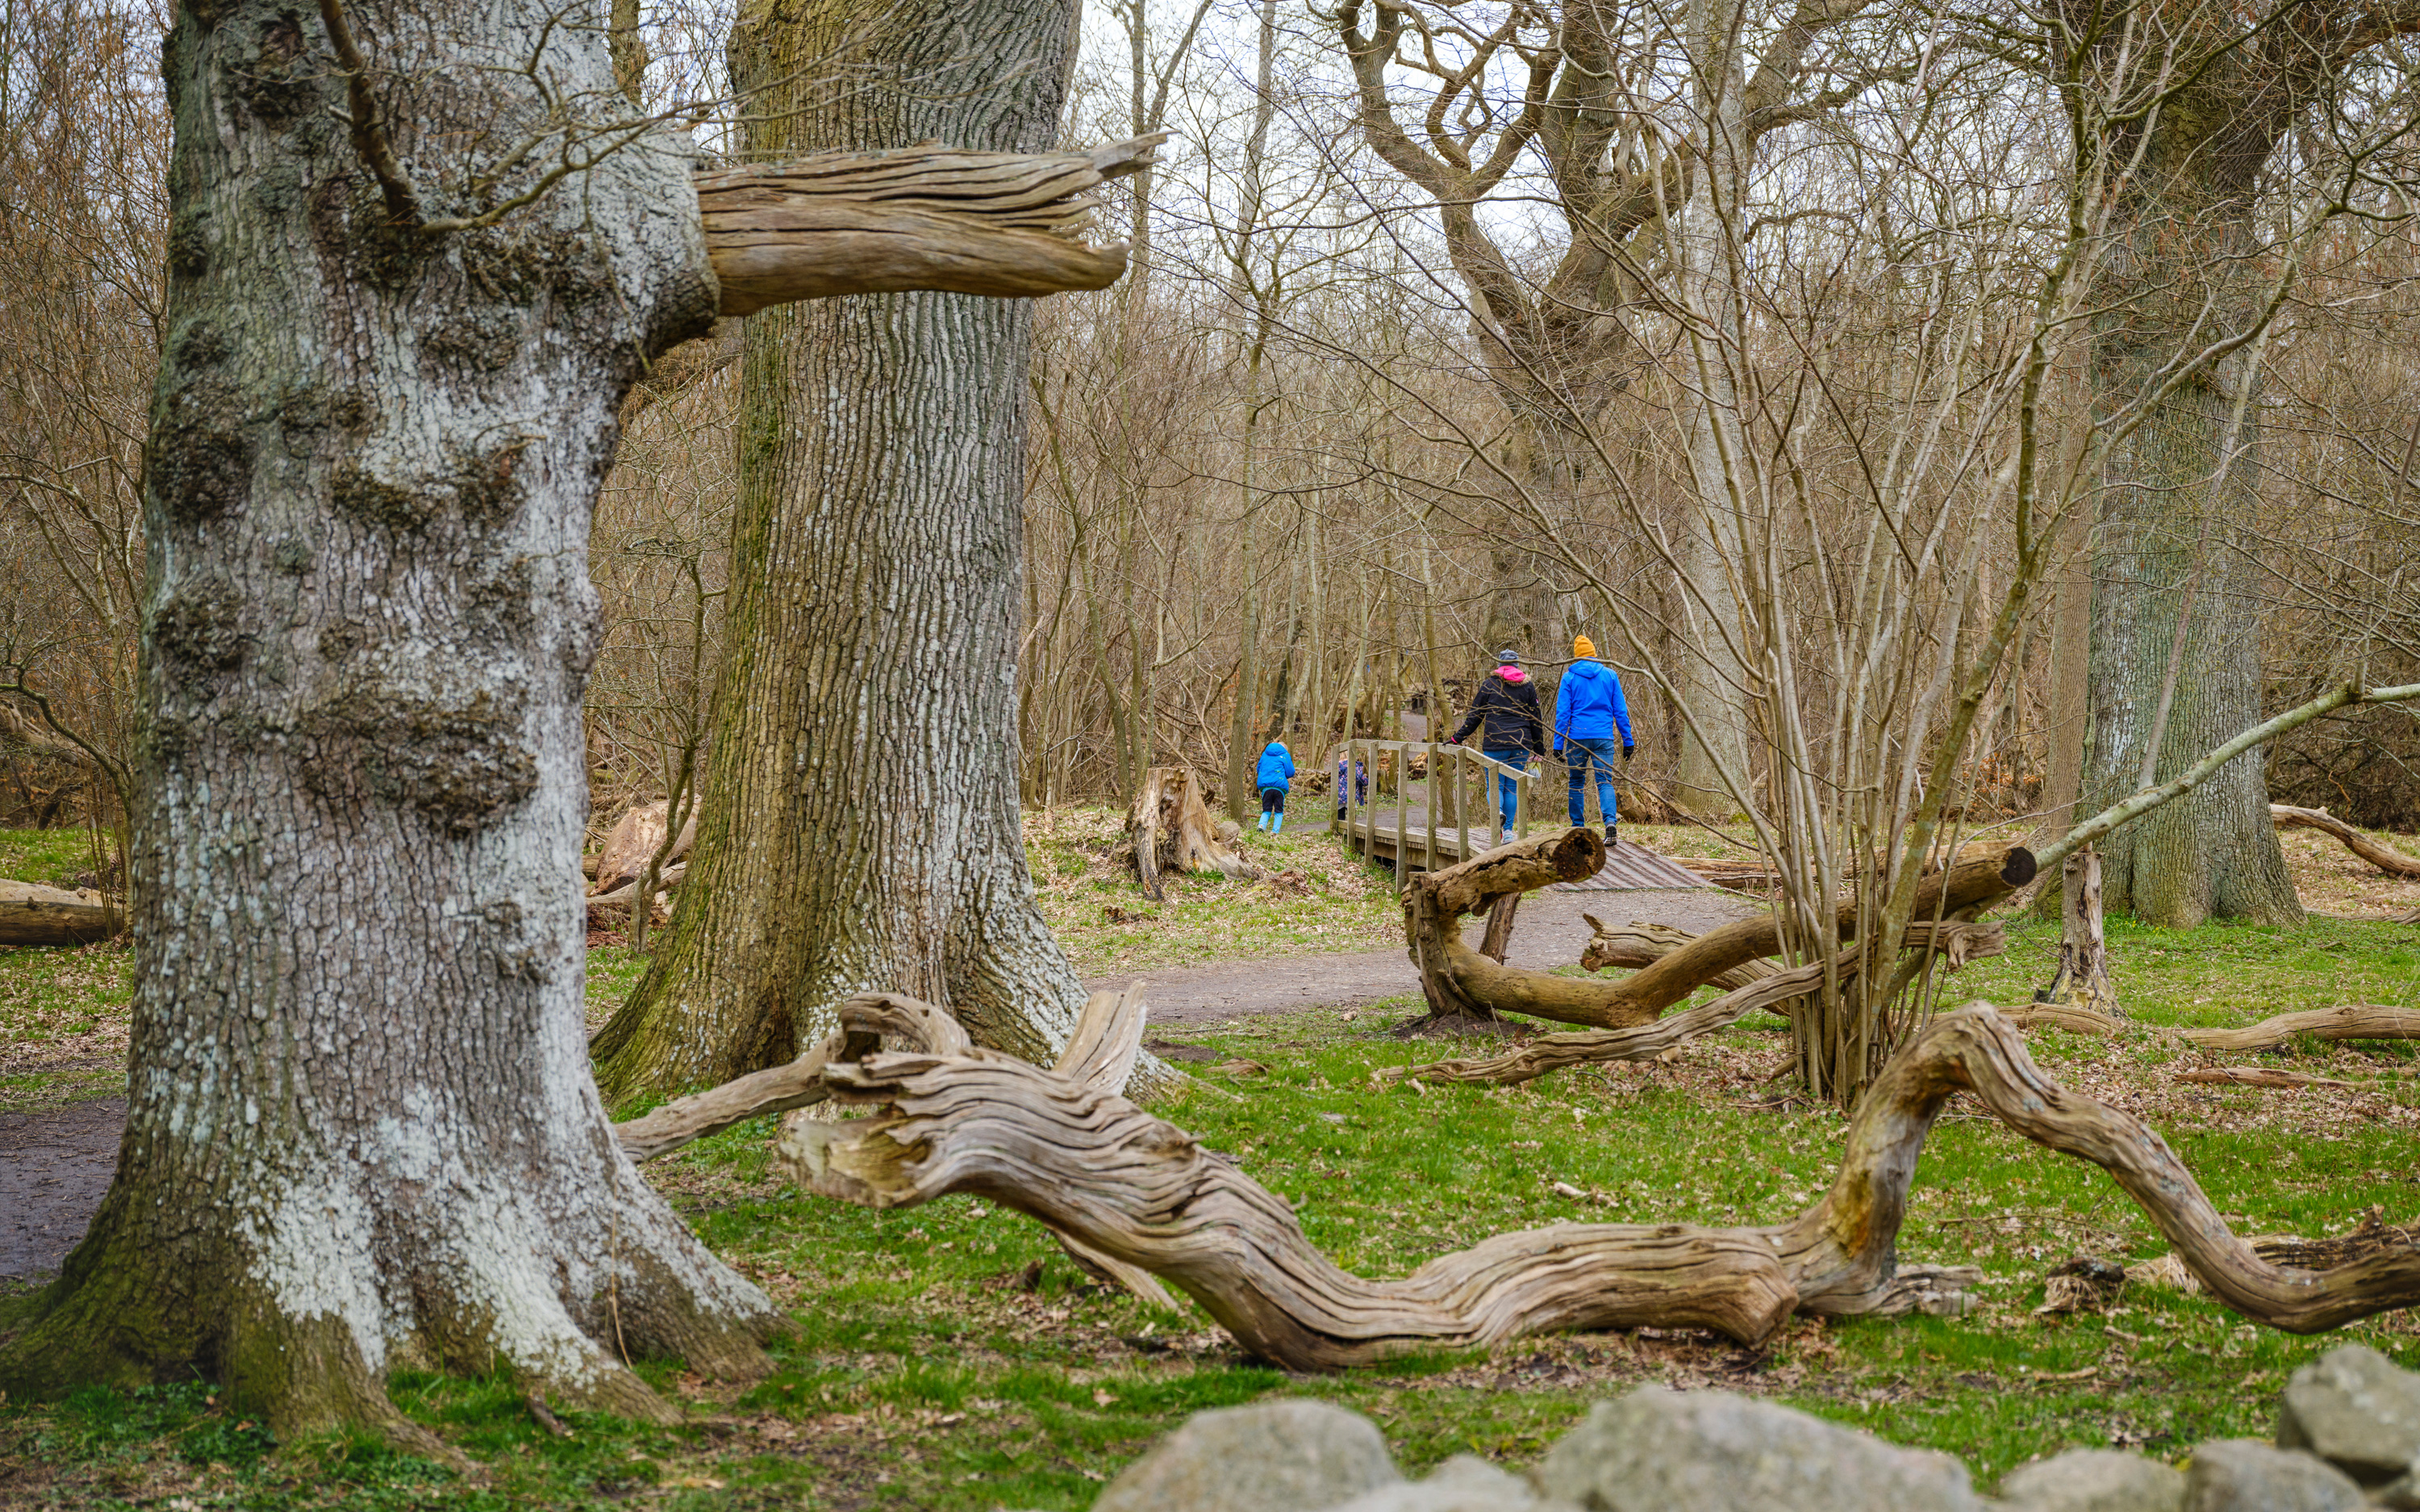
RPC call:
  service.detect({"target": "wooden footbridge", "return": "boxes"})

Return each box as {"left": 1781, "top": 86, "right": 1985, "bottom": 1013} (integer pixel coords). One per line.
{"left": 1333, "top": 739, "right": 1710, "bottom": 893}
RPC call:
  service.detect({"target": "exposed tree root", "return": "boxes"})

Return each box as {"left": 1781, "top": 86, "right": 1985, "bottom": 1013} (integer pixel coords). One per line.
{"left": 2272, "top": 804, "right": 2420, "bottom": 880}
{"left": 2178, "top": 1004, "right": 2420, "bottom": 1052}
{"left": 756, "top": 997, "right": 2420, "bottom": 1368}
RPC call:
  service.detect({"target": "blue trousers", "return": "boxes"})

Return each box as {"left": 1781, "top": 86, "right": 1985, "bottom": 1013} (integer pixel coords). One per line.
{"left": 1480, "top": 748, "right": 1529, "bottom": 829}
{"left": 1563, "top": 736, "right": 1624, "bottom": 826}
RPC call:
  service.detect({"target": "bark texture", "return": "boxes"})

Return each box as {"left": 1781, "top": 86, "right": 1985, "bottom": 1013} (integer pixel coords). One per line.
{"left": 591, "top": 0, "right": 1099, "bottom": 1104}
{"left": 2076, "top": 40, "right": 2301, "bottom": 927}
{"left": 0, "top": 0, "right": 776, "bottom": 1436}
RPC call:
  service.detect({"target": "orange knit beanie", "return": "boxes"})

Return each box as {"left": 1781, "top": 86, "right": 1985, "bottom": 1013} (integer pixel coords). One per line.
{"left": 1572, "top": 635, "right": 1596, "bottom": 658}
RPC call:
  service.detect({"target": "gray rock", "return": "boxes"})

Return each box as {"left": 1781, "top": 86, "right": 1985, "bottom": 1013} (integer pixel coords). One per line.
{"left": 1997, "top": 1448, "right": 2184, "bottom": 1512}
{"left": 1533, "top": 1386, "right": 1980, "bottom": 1511}
{"left": 1321, "top": 1453, "right": 1583, "bottom": 1511}
{"left": 2180, "top": 1440, "right": 2363, "bottom": 1512}
{"left": 1094, "top": 1399, "right": 1400, "bottom": 1512}
{"left": 2378, "top": 1469, "right": 2420, "bottom": 1510}
{"left": 2276, "top": 1344, "right": 2420, "bottom": 1485}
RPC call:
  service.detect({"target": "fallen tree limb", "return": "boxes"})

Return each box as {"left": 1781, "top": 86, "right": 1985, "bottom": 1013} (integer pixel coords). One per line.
{"left": 762, "top": 998, "right": 2420, "bottom": 1367}
{"left": 1404, "top": 832, "right": 2034, "bottom": 1031}
{"left": 1579, "top": 916, "right": 1781, "bottom": 990}
{"left": 1382, "top": 923, "right": 2005, "bottom": 1089}
{"left": 699, "top": 136, "right": 1161, "bottom": 314}
{"left": 2001, "top": 1003, "right": 2126, "bottom": 1035}
{"left": 0, "top": 880, "right": 122, "bottom": 947}
{"left": 2271, "top": 804, "right": 2420, "bottom": 880}
{"left": 2173, "top": 1067, "right": 2360, "bottom": 1091}
{"left": 2179, "top": 1004, "right": 2420, "bottom": 1052}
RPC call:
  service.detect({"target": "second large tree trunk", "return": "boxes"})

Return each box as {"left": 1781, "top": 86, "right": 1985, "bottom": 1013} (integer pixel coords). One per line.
{"left": 2077, "top": 127, "right": 2301, "bottom": 927}
{"left": 590, "top": 0, "right": 1091, "bottom": 1104}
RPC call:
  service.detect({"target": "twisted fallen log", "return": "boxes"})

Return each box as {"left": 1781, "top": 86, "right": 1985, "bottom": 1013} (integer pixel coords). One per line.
{"left": 758, "top": 998, "right": 2420, "bottom": 1368}
{"left": 2271, "top": 804, "right": 2420, "bottom": 881}
{"left": 2180, "top": 1004, "right": 2420, "bottom": 1052}
{"left": 1401, "top": 830, "right": 2036, "bottom": 1031}
{"left": 1383, "top": 922, "right": 2005, "bottom": 1089}
{"left": 1579, "top": 916, "right": 1782, "bottom": 991}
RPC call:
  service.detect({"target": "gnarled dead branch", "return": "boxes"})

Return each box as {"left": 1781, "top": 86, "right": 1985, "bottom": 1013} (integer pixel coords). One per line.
{"left": 592, "top": 799, "right": 699, "bottom": 894}
{"left": 2179, "top": 1004, "right": 2420, "bottom": 1052}
{"left": 1383, "top": 923, "right": 2005, "bottom": 1088}
{"left": 699, "top": 136, "right": 1162, "bottom": 315}
{"left": 1579, "top": 915, "right": 1782, "bottom": 989}
{"left": 762, "top": 999, "right": 2420, "bottom": 1368}
{"left": 1406, "top": 832, "right": 2035, "bottom": 1031}
{"left": 2271, "top": 804, "right": 2420, "bottom": 880}
{"left": 2001, "top": 1003, "right": 2126, "bottom": 1035}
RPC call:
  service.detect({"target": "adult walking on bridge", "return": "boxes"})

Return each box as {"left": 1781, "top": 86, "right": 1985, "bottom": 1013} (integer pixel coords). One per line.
{"left": 1554, "top": 635, "right": 1634, "bottom": 848}
{"left": 1448, "top": 648, "right": 1544, "bottom": 847}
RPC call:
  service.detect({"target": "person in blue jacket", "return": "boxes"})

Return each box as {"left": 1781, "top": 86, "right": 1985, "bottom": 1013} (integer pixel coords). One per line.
{"left": 1254, "top": 739, "right": 1296, "bottom": 833}
{"left": 1553, "top": 635, "right": 1634, "bottom": 847}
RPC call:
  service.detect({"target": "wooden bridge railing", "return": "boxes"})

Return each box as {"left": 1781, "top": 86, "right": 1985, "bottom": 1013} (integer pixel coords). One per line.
{"left": 1333, "top": 739, "right": 1544, "bottom": 893}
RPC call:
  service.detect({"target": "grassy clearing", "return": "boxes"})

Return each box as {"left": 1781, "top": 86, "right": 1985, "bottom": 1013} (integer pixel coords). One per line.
{"left": 1024, "top": 805, "right": 1406, "bottom": 977}
{"left": 6, "top": 821, "right": 2419, "bottom": 1506}
{"left": 0, "top": 829, "right": 112, "bottom": 893}
{"left": 7, "top": 907, "right": 2419, "bottom": 1508}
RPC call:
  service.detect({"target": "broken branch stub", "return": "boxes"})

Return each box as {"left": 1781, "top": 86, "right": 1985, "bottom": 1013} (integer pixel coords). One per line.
{"left": 699, "top": 136, "right": 1162, "bottom": 314}
{"left": 1126, "top": 766, "right": 1255, "bottom": 901}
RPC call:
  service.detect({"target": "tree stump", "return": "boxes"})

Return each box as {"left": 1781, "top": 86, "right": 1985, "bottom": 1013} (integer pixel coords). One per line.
{"left": 2034, "top": 846, "right": 2121, "bottom": 1018}
{"left": 1125, "top": 766, "right": 1257, "bottom": 902}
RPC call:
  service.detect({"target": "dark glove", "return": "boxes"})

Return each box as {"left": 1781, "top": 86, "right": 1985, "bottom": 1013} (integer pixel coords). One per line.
{"left": 1623, "top": 744, "right": 1636, "bottom": 761}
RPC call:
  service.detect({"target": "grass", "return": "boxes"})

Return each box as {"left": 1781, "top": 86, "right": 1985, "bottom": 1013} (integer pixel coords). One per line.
{"left": 4, "top": 827, "right": 2420, "bottom": 1506}
{"left": 1024, "top": 804, "right": 1408, "bottom": 976}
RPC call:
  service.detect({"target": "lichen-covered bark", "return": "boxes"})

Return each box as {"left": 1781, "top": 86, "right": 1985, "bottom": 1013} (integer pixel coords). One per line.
{"left": 590, "top": 0, "right": 1094, "bottom": 1104}
{"left": 0, "top": 0, "right": 776, "bottom": 1438}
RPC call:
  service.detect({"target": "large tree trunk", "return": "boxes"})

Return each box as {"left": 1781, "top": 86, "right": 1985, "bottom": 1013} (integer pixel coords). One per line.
{"left": 2079, "top": 151, "right": 2301, "bottom": 927}
{"left": 0, "top": 0, "right": 778, "bottom": 1439}
{"left": 590, "top": 0, "right": 1094, "bottom": 1104}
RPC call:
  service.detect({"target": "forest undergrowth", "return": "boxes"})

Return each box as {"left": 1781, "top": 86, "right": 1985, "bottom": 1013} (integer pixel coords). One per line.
{"left": 2, "top": 827, "right": 2418, "bottom": 1507}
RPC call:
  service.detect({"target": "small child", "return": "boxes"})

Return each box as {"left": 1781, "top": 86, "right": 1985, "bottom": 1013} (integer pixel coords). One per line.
{"left": 1334, "top": 753, "right": 1368, "bottom": 821}
{"left": 1254, "top": 739, "right": 1296, "bottom": 833}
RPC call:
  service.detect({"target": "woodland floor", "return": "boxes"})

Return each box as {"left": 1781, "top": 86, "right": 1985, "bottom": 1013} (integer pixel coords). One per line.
{"left": 1, "top": 818, "right": 2418, "bottom": 1508}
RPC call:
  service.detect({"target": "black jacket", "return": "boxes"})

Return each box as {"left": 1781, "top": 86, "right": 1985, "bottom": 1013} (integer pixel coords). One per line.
{"left": 1451, "top": 672, "right": 1545, "bottom": 755}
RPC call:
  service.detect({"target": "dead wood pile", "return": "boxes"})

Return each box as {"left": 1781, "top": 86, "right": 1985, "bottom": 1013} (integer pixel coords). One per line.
{"left": 620, "top": 990, "right": 2420, "bottom": 1368}
{"left": 0, "top": 880, "right": 122, "bottom": 948}
{"left": 2272, "top": 804, "right": 2420, "bottom": 880}
{"left": 1125, "top": 766, "right": 1255, "bottom": 902}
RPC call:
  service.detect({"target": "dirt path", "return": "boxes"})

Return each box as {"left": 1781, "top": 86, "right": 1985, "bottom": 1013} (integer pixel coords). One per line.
{"left": 0, "top": 889, "right": 1757, "bottom": 1284}
{"left": 1084, "top": 889, "right": 1760, "bottom": 1026}
{"left": 1, "top": 1097, "right": 124, "bottom": 1283}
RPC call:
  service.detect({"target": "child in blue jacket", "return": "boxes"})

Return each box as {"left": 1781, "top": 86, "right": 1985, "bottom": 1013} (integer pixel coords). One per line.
{"left": 1254, "top": 740, "right": 1296, "bottom": 832}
